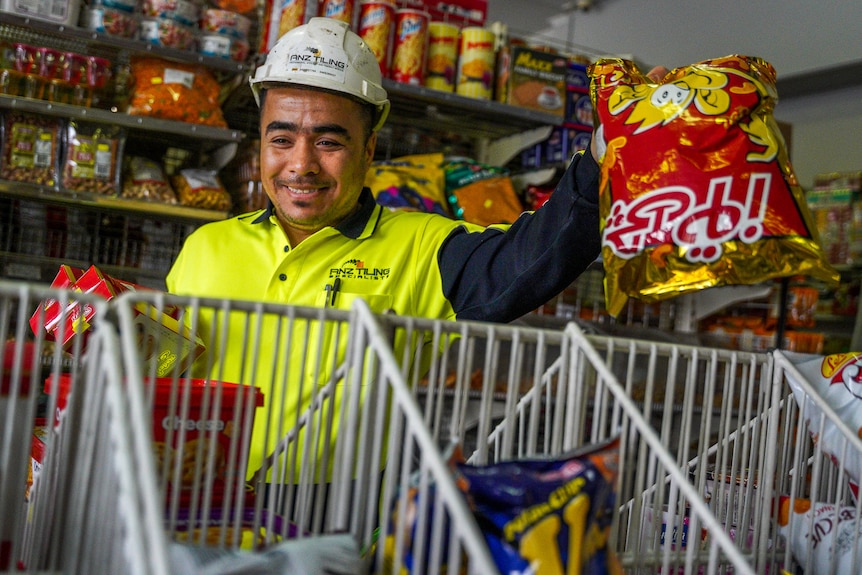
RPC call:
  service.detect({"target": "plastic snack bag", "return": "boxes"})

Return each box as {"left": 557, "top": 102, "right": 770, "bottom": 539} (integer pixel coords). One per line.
{"left": 589, "top": 56, "right": 838, "bottom": 316}
{"left": 784, "top": 351, "right": 862, "bottom": 496}
{"left": 172, "top": 168, "right": 233, "bottom": 211}
{"left": 455, "top": 437, "right": 621, "bottom": 575}
{"left": 379, "top": 441, "right": 465, "bottom": 574}
{"left": 170, "top": 533, "right": 361, "bottom": 574}
{"left": 122, "top": 156, "right": 178, "bottom": 204}
{"left": 364, "top": 153, "right": 451, "bottom": 216}
{"left": 444, "top": 157, "right": 525, "bottom": 225}
{"left": 128, "top": 57, "right": 227, "bottom": 127}
{"left": 777, "top": 496, "right": 862, "bottom": 574}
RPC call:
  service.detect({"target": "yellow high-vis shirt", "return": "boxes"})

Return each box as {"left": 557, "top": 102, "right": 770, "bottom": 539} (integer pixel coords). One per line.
{"left": 166, "top": 152, "right": 601, "bottom": 479}
{"left": 167, "top": 192, "right": 481, "bottom": 477}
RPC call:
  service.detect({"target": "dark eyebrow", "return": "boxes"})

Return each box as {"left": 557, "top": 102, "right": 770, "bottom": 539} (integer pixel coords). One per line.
{"left": 264, "top": 121, "right": 352, "bottom": 140}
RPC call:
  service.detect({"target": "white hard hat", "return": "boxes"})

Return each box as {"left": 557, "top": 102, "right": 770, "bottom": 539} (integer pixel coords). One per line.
{"left": 250, "top": 17, "right": 390, "bottom": 131}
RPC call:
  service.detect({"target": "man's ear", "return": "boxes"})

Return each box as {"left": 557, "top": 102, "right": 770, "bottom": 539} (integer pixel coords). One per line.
{"left": 365, "top": 131, "right": 378, "bottom": 165}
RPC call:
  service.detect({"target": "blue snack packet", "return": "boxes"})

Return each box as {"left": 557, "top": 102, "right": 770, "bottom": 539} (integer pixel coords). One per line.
{"left": 456, "top": 437, "right": 621, "bottom": 575}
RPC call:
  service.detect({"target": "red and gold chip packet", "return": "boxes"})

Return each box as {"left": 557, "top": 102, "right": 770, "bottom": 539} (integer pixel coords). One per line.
{"left": 588, "top": 56, "right": 839, "bottom": 317}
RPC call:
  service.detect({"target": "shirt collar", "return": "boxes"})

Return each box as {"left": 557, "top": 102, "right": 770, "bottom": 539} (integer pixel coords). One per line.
{"left": 251, "top": 187, "right": 381, "bottom": 239}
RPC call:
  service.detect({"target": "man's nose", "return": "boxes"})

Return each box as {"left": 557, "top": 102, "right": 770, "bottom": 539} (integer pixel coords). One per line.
{"left": 286, "top": 139, "right": 320, "bottom": 175}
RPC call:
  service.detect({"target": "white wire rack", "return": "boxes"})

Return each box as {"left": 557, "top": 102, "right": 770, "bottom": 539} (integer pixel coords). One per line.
{"left": 109, "top": 291, "right": 497, "bottom": 575}
{"left": 104, "top": 291, "right": 762, "bottom": 574}
{"left": 378, "top": 311, "right": 862, "bottom": 574}
{"left": 9, "top": 282, "right": 862, "bottom": 574}
{"left": 373, "top": 313, "right": 765, "bottom": 574}
{"left": 0, "top": 281, "right": 163, "bottom": 574}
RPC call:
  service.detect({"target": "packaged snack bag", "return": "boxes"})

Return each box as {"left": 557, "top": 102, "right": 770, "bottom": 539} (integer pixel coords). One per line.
{"left": 364, "top": 153, "right": 451, "bottom": 216}
{"left": 444, "top": 158, "right": 525, "bottom": 225}
{"left": 122, "top": 156, "right": 178, "bottom": 204}
{"left": 785, "top": 351, "right": 862, "bottom": 496}
{"left": 128, "top": 57, "right": 227, "bottom": 127}
{"left": 456, "top": 438, "right": 621, "bottom": 575}
{"left": 589, "top": 56, "right": 839, "bottom": 316}
{"left": 778, "top": 496, "right": 861, "bottom": 574}
{"left": 61, "top": 120, "right": 125, "bottom": 196}
{"left": 172, "top": 168, "right": 232, "bottom": 211}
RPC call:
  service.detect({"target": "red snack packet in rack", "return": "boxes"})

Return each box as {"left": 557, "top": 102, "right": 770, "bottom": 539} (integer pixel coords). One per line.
{"left": 588, "top": 56, "right": 839, "bottom": 317}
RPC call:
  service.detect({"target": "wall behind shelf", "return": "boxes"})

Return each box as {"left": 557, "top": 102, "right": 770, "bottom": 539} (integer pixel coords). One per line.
{"left": 489, "top": 0, "right": 862, "bottom": 189}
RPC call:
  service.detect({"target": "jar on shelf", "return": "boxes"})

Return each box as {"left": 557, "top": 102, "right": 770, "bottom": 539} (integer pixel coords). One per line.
{"left": 33, "top": 47, "right": 62, "bottom": 101}
{"left": 87, "top": 56, "right": 113, "bottom": 108}
{"left": 10, "top": 43, "right": 36, "bottom": 98}
{"left": 45, "top": 50, "right": 71, "bottom": 103}
{"left": 64, "top": 52, "right": 90, "bottom": 107}
{"left": 108, "top": 62, "right": 132, "bottom": 112}
{"left": 0, "top": 41, "right": 24, "bottom": 96}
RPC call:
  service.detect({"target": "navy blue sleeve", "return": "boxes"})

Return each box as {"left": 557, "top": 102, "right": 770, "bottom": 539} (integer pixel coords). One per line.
{"left": 438, "top": 151, "right": 601, "bottom": 322}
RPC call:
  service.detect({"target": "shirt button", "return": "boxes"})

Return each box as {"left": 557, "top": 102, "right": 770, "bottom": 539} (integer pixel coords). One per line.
{"left": 279, "top": 274, "right": 287, "bottom": 281}
{"left": 283, "top": 245, "right": 289, "bottom": 252}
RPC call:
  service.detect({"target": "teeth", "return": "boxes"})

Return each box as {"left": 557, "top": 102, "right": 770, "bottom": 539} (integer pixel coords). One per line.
{"left": 287, "top": 187, "right": 315, "bottom": 195}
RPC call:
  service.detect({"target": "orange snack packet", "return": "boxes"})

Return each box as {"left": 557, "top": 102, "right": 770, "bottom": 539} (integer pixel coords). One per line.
{"left": 589, "top": 56, "right": 838, "bottom": 316}
{"left": 128, "top": 57, "right": 227, "bottom": 127}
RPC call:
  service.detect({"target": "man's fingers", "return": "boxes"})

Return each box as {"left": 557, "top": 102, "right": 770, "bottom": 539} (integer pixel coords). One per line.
{"left": 646, "top": 66, "right": 670, "bottom": 82}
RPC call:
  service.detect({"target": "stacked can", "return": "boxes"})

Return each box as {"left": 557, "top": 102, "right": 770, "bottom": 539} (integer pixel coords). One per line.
{"left": 356, "top": 0, "right": 395, "bottom": 76}
{"left": 318, "top": 0, "right": 353, "bottom": 25}
{"left": 455, "top": 26, "right": 496, "bottom": 99}
{"left": 424, "top": 21, "right": 459, "bottom": 92}
{"left": 276, "top": 0, "right": 305, "bottom": 39}
{"left": 390, "top": 8, "right": 429, "bottom": 85}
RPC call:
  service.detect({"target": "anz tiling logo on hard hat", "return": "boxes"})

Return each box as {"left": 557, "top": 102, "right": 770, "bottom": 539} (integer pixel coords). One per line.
{"left": 289, "top": 46, "right": 346, "bottom": 71}
{"left": 329, "top": 259, "right": 390, "bottom": 280}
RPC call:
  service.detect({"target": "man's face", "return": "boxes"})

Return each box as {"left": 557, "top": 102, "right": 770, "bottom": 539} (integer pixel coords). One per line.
{"left": 259, "top": 86, "right": 377, "bottom": 244}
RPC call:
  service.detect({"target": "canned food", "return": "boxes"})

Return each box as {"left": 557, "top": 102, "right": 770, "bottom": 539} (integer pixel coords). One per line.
{"left": 201, "top": 8, "right": 251, "bottom": 39}
{"left": 456, "top": 26, "right": 496, "bottom": 100}
{"left": 425, "top": 21, "right": 458, "bottom": 92}
{"left": 390, "top": 8, "right": 428, "bottom": 85}
{"left": 356, "top": 0, "right": 394, "bottom": 76}
{"left": 277, "top": 0, "right": 306, "bottom": 37}
{"left": 318, "top": 0, "right": 353, "bottom": 25}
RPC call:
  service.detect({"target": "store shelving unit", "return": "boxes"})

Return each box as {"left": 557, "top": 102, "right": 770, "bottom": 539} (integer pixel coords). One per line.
{"left": 0, "top": 94, "right": 244, "bottom": 148}
{"left": 0, "top": 11, "right": 565, "bottom": 289}
{"left": 0, "top": 12, "right": 247, "bottom": 286}
{"left": 0, "top": 11, "right": 247, "bottom": 73}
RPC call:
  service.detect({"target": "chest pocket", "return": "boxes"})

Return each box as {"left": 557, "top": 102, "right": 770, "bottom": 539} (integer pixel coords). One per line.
{"left": 315, "top": 290, "right": 394, "bottom": 315}
{"left": 309, "top": 290, "right": 394, "bottom": 386}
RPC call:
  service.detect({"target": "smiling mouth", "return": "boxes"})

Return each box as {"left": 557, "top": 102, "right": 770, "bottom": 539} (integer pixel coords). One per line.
{"left": 286, "top": 186, "right": 319, "bottom": 195}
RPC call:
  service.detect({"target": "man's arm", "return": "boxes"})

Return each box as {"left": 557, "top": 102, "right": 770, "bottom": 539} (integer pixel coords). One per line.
{"left": 438, "top": 150, "right": 602, "bottom": 323}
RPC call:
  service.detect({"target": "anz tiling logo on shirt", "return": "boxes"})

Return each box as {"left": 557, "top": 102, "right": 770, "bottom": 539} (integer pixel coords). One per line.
{"left": 329, "top": 259, "right": 390, "bottom": 280}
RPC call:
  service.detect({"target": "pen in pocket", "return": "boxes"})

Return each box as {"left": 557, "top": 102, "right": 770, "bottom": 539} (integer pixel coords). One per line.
{"left": 324, "top": 277, "right": 341, "bottom": 307}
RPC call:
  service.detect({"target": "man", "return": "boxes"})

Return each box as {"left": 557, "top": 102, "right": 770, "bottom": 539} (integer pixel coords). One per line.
{"left": 168, "top": 17, "right": 603, "bottom": 321}
{"left": 167, "top": 18, "right": 610, "bottom": 477}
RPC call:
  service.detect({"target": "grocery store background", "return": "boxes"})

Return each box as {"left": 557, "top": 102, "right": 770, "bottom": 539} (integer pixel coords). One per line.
{"left": 489, "top": 0, "right": 862, "bottom": 189}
